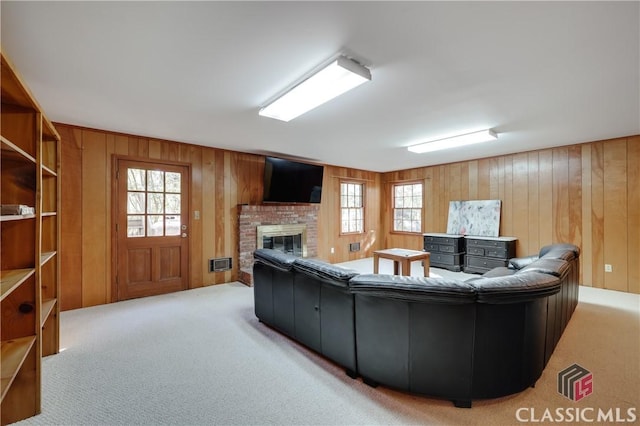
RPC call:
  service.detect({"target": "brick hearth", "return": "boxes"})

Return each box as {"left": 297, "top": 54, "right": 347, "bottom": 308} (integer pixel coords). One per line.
{"left": 238, "top": 204, "right": 319, "bottom": 286}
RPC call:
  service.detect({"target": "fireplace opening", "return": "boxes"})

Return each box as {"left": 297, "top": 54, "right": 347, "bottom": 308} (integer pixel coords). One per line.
{"left": 262, "top": 234, "right": 303, "bottom": 256}
{"left": 256, "top": 224, "right": 307, "bottom": 258}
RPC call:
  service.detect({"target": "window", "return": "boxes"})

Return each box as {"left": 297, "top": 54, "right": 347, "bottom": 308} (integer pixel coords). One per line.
{"left": 393, "top": 182, "right": 422, "bottom": 233}
{"left": 127, "top": 168, "right": 182, "bottom": 237}
{"left": 340, "top": 182, "right": 364, "bottom": 234}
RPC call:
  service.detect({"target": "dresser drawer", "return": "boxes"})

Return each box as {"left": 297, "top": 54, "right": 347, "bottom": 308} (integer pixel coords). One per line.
{"left": 485, "top": 248, "right": 510, "bottom": 258}
{"left": 424, "top": 235, "right": 456, "bottom": 244}
{"left": 469, "top": 246, "right": 511, "bottom": 258}
{"left": 467, "top": 247, "right": 484, "bottom": 256}
{"left": 464, "top": 255, "right": 508, "bottom": 273}
{"left": 423, "top": 234, "right": 465, "bottom": 252}
{"left": 466, "top": 238, "right": 511, "bottom": 249}
{"left": 465, "top": 237, "right": 515, "bottom": 257}
{"left": 424, "top": 242, "right": 456, "bottom": 253}
{"left": 424, "top": 243, "right": 439, "bottom": 251}
{"left": 439, "top": 244, "right": 456, "bottom": 253}
{"left": 430, "top": 253, "right": 464, "bottom": 267}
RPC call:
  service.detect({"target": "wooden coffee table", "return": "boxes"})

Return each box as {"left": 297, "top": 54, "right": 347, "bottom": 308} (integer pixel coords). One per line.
{"left": 373, "top": 248, "right": 430, "bottom": 277}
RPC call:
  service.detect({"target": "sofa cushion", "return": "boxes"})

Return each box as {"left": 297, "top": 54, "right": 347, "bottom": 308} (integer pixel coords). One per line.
{"left": 293, "top": 258, "right": 359, "bottom": 287}
{"left": 519, "top": 258, "right": 570, "bottom": 278}
{"left": 253, "top": 248, "right": 297, "bottom": 271}
{"left": 349, "top": 274, "right": 476, "bottom": 304}
{"left": 470, "top": 272, "right": 561, "bottom": 303}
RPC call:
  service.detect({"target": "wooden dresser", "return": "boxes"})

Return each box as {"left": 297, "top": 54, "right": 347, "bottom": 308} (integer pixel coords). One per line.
{"left": 464, "top": 236, "right": 517, "bottom": 274}
{"left": 423, "top": 233, "right": 465, "bottom": 272}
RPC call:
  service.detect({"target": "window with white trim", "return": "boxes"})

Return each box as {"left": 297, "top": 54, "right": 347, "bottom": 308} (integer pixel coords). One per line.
{"left": 392, "top": 182, "right": 422, "bottom": 233}
{"left": 340, "top": 182, "right": 364, "bottom": 234}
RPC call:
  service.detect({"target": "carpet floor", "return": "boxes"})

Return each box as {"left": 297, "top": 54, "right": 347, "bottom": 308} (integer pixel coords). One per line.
{"left": 14, "top": 262, "right": 640, "bottom": 425}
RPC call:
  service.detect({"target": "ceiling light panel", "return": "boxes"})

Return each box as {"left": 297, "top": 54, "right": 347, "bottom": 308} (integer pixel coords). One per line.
{"left": 407, "top": 129, "right": 498, "bottom": 154}
{"left": 259, "top": 56, "right": 371, "bottom": 122}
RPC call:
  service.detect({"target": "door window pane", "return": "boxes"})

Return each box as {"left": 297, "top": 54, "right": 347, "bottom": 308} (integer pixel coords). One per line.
{"left": 127, "top": 192, "right": 145, "bottom": 214}
{"left": 147, "top": 170, "right": 164, "bottom": 192}
{"left": 165, "top": 172, "right": 181, "bottom": 193}
{"left": 165, "top": 194, "right": 180, "bottom": 214}
{"left": 165, "top": 215, "right": 181, "bottom": 236}
{"left": 147, "top": 215, "right": 164, "bottom": 236}
{"left": 127, "top": 215, "right": 145, "bottom": 237}
{"left": 147, "top": 193, "right": 164, "bottom": 214}
{"left": 128, "top": 168, "right": 146, "bottom": 191}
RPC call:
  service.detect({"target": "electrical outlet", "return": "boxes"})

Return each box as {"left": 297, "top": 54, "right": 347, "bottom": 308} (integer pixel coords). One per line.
{"left": 330, "top": 247, "right": 335, "bottom": 254}
{"left": 604, "top": 264, "right": 613, "bottom": 273}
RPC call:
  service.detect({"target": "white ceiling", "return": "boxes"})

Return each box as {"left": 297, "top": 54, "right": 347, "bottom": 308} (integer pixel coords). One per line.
{"left": 2, "top": 1, "right": 638, "bottom": 172}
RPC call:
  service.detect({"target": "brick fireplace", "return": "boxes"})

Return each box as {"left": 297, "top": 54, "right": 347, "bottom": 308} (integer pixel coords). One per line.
{"left": 238, "top": 204, "right": 319, "bottom": 285}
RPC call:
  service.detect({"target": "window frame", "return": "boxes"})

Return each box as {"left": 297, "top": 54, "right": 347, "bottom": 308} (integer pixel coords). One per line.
{"left": 391, "top": 181, "right": 424, "bottom": 234}
{"left": 339, "top": 180, "right": 365, "bottom": 235}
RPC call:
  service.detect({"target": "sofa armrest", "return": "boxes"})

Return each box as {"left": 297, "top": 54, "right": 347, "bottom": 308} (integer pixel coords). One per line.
{"left": 539, "top": 243, "right": 581, "bottom": 260}
{"left": 253, "top": 248, "right": 297, "bottom": 271}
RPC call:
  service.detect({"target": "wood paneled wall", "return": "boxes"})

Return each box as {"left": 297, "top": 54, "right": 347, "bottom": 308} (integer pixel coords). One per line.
{"left": 382, "top": 136, "right": 640, "bottom": 293}
{"left": 316, "top": 166, "right": 383, "bottom": 262}
{"left": 57, "top": 124, "right": 383, "bottom": 310}
{"left": 58, "top": 123, "right": 638, "bottom": 311}
{"left": 57, "top": 124, "right": 264, "bottom": 310}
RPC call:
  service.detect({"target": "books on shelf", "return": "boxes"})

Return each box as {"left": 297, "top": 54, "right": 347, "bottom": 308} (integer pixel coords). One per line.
{"left": 1, "top": 204, "right": 35, "bottom": 215}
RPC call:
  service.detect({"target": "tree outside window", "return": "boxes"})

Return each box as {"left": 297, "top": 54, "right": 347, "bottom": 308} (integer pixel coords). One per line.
{"left": 340, "top": 182, "right": 364, "bottom": 234}
{"left": 393, "top": 182, "right": 422, "bottom": 233}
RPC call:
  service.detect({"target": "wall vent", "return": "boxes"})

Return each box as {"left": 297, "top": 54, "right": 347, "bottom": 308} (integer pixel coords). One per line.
{"left": 349, "top": 242, "right": 361, "bottom": 252}
{"left": 209, "top": 257, "right": 232, "bottom": 272}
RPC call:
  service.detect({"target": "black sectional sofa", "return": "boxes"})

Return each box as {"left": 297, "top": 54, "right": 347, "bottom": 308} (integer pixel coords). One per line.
{"left": 252, "top": 243, "right": 580, "bottom": 408}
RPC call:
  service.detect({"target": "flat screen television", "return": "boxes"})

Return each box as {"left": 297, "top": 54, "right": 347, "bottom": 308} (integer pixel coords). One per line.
{"left": 263, "top": 156, "right": 324, "bottom": 203}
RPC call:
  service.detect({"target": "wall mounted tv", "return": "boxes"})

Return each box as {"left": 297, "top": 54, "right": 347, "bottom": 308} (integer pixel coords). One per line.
{"left": 263, "top": 156, "right": 324, "bottom": 204}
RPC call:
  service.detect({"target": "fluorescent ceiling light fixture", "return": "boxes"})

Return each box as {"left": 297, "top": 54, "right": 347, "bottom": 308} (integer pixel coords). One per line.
{"left": 407, "top": 129, "right": 498, "bottom": 154}
{"left": 259, "top": 55, "right": 371, "bottom": 122}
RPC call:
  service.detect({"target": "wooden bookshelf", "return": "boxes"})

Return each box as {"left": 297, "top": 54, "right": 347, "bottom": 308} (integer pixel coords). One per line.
{"left": 1, "top": 50, "right": 61, "bottom": 424}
